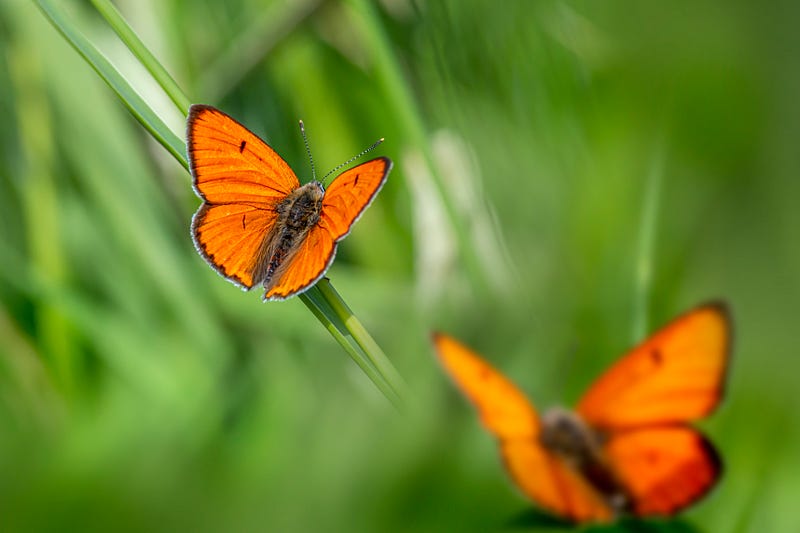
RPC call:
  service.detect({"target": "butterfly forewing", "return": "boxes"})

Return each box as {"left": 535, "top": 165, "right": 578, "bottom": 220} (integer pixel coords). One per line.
{"left": 433, "top": 333, "right": 539, "bottom": 439}
{"left": 188, "top": 105, "right": 300, "bottom": 203}
{"left": 576, "top": 303, "right": 732, "bottom": 429}
{"left": 319, "top": 157, "right": 392, "bottom": 240}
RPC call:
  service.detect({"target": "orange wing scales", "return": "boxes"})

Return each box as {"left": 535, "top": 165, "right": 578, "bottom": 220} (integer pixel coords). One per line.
{"left": 577, "top": 303, "right": 731, "bottom": 429}
{"left": 502, "top": 440, "right": 613, "bottom": 522}
{"left": 433, "top": 333, "right": 539, "bottom": 439}
{"left": 604, "top": 427, "right": 721, "bottom": 516}
{"left": 192, "top": 204, "right": 277, "bottom": 288}
{"left": 319, "top": 157, "right": 391, "bottom": 240}
{"left": 188, "top": 104, "right": 300, "bottom": 203}
{"left": 263, "top": 225, "right": 335, "bottom": 300}
{"left": 262, "top": 158, "right": 390, "bottom": 300}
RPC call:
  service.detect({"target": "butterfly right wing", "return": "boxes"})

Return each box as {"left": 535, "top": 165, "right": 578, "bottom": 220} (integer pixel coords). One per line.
{"left": 318, "top": 157, "right": 392, "bottom": 240}
{"left": 574, "top": 303, "right": 730, "bottom": 518}
{"left": 432, "top": 333, "right": 612, "bottom": 523}
{"left": 188, "top": 105, "right": 301, "bottom": 288}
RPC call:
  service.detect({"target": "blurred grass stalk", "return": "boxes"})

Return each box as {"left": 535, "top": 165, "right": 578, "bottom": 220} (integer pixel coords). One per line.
{"left": 35, "top": 0, "right": 406, "bottom": 407}
{"left": 346, "top": 0, "right": 495, "bottom": 295}
{"left": 631, "top": 140, "right": 665, "bottom": 343}
{"left": 8, "top": 18, "right": 76, "bottom": 393}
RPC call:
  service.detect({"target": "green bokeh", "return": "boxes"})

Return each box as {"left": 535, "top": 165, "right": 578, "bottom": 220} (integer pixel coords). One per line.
{"left": 1, "top": 0, "right": 798, "bottom": 531}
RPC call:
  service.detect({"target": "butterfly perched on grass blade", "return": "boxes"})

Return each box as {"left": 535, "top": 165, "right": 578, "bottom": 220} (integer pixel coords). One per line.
{"left": 187, "top": 104, "right": 391, "bottom": 300}
{"left": 432, "top": 302, "right": 732, "bottom": 523}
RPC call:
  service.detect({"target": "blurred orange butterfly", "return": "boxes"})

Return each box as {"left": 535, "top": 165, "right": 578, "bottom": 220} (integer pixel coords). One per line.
{"left": 187, "top": 104, "right": 392, "bottom": 300}
{"left": 432, "top": 303, "right": 732, "bottom": 523}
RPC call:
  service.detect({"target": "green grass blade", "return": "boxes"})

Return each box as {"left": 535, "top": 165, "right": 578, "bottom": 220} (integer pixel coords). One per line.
{"left": 198, "top": 0, "right": 323, "bottom": 102}
{"left": 346, "top": 0, "right": 491, "bottom": 294}
{"left": 301, "top": 286, "right": 402, "bottom": 408}
{"left": 34, "top": 0, "right": 187, "bottom": 171}
{"left": 316, "top": 280, "right": 408, "bottom": 401}
{"left": 88, "top": 0, "right": 192, "bottom": 112}
{"left": 631, "top": 140, "right": 665, "bottom": 342}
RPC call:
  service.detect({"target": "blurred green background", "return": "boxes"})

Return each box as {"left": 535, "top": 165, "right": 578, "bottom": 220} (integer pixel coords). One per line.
{"left": 1, "top": 0, "right": 798, "bottom": 531}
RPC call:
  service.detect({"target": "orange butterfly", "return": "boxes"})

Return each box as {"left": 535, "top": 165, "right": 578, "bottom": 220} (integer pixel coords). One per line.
{"left": 187, "top": 104, "right": 392, "bottom": 300}
{"left": 432, "top": 303, "right": 732, "bottom": 523}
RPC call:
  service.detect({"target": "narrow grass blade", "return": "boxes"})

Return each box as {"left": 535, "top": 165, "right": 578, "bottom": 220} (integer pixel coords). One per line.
{"left": 89, "top": 0, "right": 192, "bottom": 112}
{"left": 347, "top": 0, "right": 491, "bottom": 294}
{"left": 198, "top": 0, "right": 323, "bottom": 102}
{"left": 35, "top": 0, "right": 187, "bottom": 170}
{"left": 301, "top": 286, "right": 403, "bottom": 408}
{"left": 316, "top": 280, "right": 408, "bottom": 401}
{"left": 631, "top": 140, "right": 665, "bottom": 342}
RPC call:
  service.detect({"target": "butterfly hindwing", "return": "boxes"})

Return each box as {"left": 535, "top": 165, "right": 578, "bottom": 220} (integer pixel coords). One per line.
{"left": 502, "top": 439, "right": 613, "bottom": 522}
{"left": 603, "top": 426, "right": 722, "bottom": 516}
{"left": 576, "top": 303, "right": 732, "bottom": 429}
{"left": 191, "top": 203, "right": 278, "bottom": 289}
{"left": 263, "top": 225, "right": 336, "bottom": 300}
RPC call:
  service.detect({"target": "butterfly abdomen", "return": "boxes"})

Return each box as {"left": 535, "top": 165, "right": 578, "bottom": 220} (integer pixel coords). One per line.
{"left": 254, "top": 182, "right": 325, "bottom": 288}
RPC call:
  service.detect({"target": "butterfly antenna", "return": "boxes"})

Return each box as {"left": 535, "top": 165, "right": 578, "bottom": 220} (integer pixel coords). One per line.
{"left": 299, "top": 120, "right": 317, "bottom": 181}
{"left": 322, "top": 137, "right": 384, "bottom": 182}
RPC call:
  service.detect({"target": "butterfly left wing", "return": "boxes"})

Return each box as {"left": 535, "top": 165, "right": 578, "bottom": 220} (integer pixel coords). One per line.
{"left": 318, "top": 157, "right": 392, "bottom": 240}
{"left": 502, "top": 439, "right": 614, "bottom": 523}
{"left": 188, "top": 105, "right": 301, "bottom": 289}
{"left": 433, "top": 334, "right": 614, "bottom": 523}
{"left": 433, "top": 333, "right": 539, "bottom": 439}
{"left": 576, "top": 302, "right": 732, "bottom": 430}
{"left": 603, "top": 426, "right": 722, "bottom": 517}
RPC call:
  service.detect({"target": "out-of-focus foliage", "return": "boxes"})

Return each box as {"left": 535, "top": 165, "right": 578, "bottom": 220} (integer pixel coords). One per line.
{"left": 0, "top": 0, "right": 798, "bottom": 531}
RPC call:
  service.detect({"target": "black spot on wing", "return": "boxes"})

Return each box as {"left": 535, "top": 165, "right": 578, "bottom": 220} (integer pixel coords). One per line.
{"left": 650, "top": 348, "right": 663, "bottom": 365}
{"left": 239, "top": 140, "right": 247, "bottom": 153}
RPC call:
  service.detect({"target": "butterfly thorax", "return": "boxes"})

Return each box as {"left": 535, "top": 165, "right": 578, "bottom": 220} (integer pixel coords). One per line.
{"left": 540, "top": 407, "right": 632, "bottom": 514}
{"left": 279, "top": 181, "right": 325, "bottom": 231}
{"left": 252, "top": 182, "right": 324, "bottom": 287}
